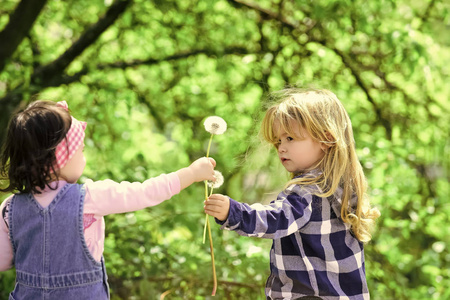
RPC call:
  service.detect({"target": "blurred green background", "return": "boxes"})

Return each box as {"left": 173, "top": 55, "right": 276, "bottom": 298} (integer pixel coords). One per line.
{"left": 0, "top": 0, "right": 448, "bottom": 299}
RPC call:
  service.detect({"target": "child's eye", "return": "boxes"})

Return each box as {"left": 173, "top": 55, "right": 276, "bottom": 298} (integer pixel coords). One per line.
{"left": 287, "top": 137, "right": 294, "bottom": 141}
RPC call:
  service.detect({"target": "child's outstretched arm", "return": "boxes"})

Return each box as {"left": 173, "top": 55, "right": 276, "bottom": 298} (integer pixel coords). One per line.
{"left": 84, "top": 157, "right": 216, "bottom": 217}
{"left": 205, "top": 186, "right": 314, "bottom": 240}
{"left": 204, "top": 194, "right": 230, "bottom": 221}
{"left": 176, "top": 157, "right": 216, "bottom": 190}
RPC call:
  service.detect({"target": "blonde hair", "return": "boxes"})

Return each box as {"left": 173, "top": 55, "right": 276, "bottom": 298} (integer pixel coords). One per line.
{"left": 261, "top": 88, "right": 380, "bottom": 243}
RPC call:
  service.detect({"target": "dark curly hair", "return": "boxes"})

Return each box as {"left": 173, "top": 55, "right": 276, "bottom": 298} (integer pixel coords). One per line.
{"left": 0, "top": 100, "right": 72, "bottom": 194}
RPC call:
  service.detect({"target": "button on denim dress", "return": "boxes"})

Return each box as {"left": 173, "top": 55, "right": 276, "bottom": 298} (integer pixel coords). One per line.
{"left": 8, "top": 184, "right": 109, "bottom": 300}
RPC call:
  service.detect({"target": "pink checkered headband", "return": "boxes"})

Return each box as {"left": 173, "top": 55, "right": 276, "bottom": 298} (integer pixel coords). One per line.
{"left": 54, "top": 101, "right": 87, "bottom": 169}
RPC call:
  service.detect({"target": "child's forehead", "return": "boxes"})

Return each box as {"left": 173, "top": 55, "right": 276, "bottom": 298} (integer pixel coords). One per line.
{"left": 273, "top": 119, "right": 305, "bottom": 137}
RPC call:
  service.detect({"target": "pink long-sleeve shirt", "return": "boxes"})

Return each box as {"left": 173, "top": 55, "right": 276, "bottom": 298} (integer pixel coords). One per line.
{"left": 0, "top": 173, "right": 180, "bottom": 271}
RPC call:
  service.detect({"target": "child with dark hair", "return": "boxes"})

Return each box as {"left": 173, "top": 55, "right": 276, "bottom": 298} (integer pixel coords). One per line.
{"left": 0, "top": 100, "right": 216, "bottom": 299}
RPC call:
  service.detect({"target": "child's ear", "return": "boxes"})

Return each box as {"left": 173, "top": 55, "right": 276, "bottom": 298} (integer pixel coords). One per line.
{"left": 325, "top": 131, "right": 335, "bottom": 143}
{"left": 320, "top": 142, "right": 330, "bottom": 152}
{"left": 320, "top": 131, "right": 335, "bottom": 151}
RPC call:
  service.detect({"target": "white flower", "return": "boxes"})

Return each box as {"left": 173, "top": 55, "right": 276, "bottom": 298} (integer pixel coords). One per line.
{"left": 208, "top": 170, "right": 224, "bottom": 188}
{"left": 204, "top": 116, "right": 227, "bottom": 135}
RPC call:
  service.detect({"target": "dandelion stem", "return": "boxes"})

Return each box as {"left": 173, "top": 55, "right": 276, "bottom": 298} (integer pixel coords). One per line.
{"left": 202, "top": 214, "right": 208, "bottom": 244}
{"left": 206, "top": 133, "right": 214, "bottom": 157}
{"left": 203, "top": 186, "right": 215, "bottom": 244}
{"left": 207, "top": 216, "right": 217, "bottom": 296}
{"left": 204, "top": 180, "right": 208, "bottom": 203}
{"left": 203, "top": 133, "right": 214, "bottom": 244}
{"left": 204, "top": 132, "right": 217, "bottom": 295}
{"left": 204, "top": 133, "right": 213, "bottom": 210}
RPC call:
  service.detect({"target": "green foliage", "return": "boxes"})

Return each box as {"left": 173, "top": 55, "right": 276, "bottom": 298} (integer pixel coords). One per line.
{"left": 1, "top": 0, "right": 449, "bottom": 299}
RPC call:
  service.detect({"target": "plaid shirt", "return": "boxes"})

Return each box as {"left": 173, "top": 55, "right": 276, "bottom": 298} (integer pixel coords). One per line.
{"left": 218, "top": 178, "right": 370, "bottom": 300}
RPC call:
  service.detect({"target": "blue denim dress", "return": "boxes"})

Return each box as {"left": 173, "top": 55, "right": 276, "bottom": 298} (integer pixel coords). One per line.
{"left": 8, "top": 184, "right": 109, "bottom": 300}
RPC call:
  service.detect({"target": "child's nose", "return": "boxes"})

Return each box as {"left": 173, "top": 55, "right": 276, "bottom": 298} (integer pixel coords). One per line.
{"left": 278, "top": 143, "right": 287, "bottom": 153}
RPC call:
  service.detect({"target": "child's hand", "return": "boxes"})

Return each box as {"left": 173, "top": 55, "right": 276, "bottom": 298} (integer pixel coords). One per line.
{"left": 189, "top": 157, "right": 216, "bottom": 182}
{"left": 176, "top": 157, "right": 216, "bottom": 190}
{"left": 204, "top": 194, "right": 230, "bottom": 221}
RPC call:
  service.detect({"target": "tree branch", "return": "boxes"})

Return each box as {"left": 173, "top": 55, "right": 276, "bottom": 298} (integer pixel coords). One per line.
{"left": 230, "top": 0, "right": 316, "bottom": 33}
{"left": 230, "top": 0, "right": 393, "bottom": 140}
{"left": 31, "top": 0, "right": 132, "bottom": 86}
{"left": 327, "top": 46, "right": 393, "bottom": 140}
{"left": 418, "top": 0, "right": 437, "bottom": 30}
{"left": 96, "top": 47, "right": 250, "bottom": 70}
{"left": 0, "top": 0, "right": 48, "bottom": 73}
{"left": 0, "top": 0, "right": 132, "bottom": 145}
{"left": 0, "top": 47, "right": 251, "bottom": 106}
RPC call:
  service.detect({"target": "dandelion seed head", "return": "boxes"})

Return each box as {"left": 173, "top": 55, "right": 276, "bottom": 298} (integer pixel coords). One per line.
{"left": 211, "top": 123, "right": 220, "bottom": 131}
{"left": 204, "top": 116, "right": 227, "bottom": 135}
{"left": 208, "top": 170, "right": 224, "bottom": 188}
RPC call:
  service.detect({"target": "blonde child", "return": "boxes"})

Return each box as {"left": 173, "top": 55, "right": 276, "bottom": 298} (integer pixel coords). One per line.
{"left": 204, "top": 88, "right": 380, "bottom": 299}
{"left": 0, "top": 100, "right": 216, "bottom": 299}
